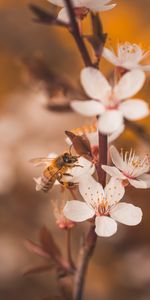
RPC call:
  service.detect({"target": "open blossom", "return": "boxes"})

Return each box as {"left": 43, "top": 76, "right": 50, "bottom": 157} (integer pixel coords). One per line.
{"left": 71, "top": 67, "right": 149, "bottom": 134}
{"left": 47, "top": 0, "right": 116, "bottom": 23}
{"left": 63, "top": 176, "right": 142, "bottom": 237}
{"left": 34, "top": 152, "right": 95, "bottom": 191}
{"left": 102, "top": 146, "right": 150, "bottom": 189}
{"left": 102, "top": 42, "right": 150, "bottom": 71}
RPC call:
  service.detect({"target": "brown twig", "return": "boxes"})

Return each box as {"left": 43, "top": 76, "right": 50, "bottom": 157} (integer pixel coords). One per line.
{"left": 73, "top": 225, "right": 97, "bottom": 300}
{"left": 96, "top": 133, "right": 108, "bottom": 187}
{"left": 66, "top": 229, "right": 76, "bottom": 270}
{"left": 64, "top": 0, "right": 93, "bottom": 67}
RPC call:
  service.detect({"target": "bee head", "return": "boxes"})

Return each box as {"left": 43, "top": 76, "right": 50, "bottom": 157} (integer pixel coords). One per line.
{"left": 63, "top": 153, "right": 78, "bottom": 164}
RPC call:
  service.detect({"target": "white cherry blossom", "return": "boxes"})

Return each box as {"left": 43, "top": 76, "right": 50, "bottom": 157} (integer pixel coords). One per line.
{"left": 47, "top": 0, "right": 116, "bottom": 23}
{"left": 63, "top": 176, "right": 142, "bottom": 237}
{"left": 102, "top": 42, "right": 150, "bottom": 71}
{"left": 71, "top": 67, "right": 149, "bottom": 134}
{"left": 102, "top": 145, "right": 150, "bottom": 189}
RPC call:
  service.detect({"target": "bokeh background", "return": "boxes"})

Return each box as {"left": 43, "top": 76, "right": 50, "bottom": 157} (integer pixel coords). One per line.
{"left": 0, "top": 0, "right": 150, "bottom": 299}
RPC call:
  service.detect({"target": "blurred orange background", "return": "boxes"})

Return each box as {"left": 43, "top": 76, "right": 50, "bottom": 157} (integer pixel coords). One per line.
{"left": 0, "top": 0, "right": 150, "bottom": 299}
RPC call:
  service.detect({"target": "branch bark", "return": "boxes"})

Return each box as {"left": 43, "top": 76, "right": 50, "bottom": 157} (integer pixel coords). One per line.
{"left": 62, "top": 2, "right": 107, "bottom": 300}
{"left": 63, "top": 0, "right": 93, "bottom": 67}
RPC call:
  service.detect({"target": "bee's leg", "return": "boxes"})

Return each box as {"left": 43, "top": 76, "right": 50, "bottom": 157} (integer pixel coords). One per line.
{"left": 63, "top": 173, "right": 73, "bottom": 177}
{"left": 59, "top": 180, "right": 69, "bottom": 189}
{"left": 72, "top": 164, "right": 83, "bottom": 168}
{"left": 60, "top": 181, "right": 76, "bottom": 189}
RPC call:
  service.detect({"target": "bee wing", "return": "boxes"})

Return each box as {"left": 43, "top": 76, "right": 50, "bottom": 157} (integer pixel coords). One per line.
{"left": 29, "top": 157, "right": 54, "bottom": 167}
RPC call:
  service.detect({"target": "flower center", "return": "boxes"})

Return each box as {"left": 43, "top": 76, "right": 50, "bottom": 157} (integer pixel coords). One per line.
{"left": 121, "top": 149, "right": 149, "bottom": 177}
{"left": 118, "top": 43, "right": 143, "bottom": 64}
{"left": 106, "top": 94, "right": 119, "bottom": 110}
{"left": 96, "top": 199, "right": 110, "bottom": 216}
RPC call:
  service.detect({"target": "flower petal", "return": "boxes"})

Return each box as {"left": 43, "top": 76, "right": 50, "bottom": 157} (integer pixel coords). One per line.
{"left": 33, "top": 177, "right": 43, "bottom": 191}
{"left": 119, "top": 99, "right": 149, "bottom": 121}
{"left": 81, "top": 67, "right": 111, "bottom": 102}
{"left": 57, "top": 8, "right": 70, "bottom": 23}
{"left": 69, "top": 157, "right": 95, "bottom": 179}
{"left": 91, "top": 3, "right": 117, "bottom": 12}
{"left": 128, "top": 178, "right": 148, "bottom": 189}
{"left": 110, "top": 203, "right": 143, "bottom": 226}
{"left": 98, "top": 110, "right": 123, "bottom": 134}
{"left": 84, "top": 0, "right": 115, "bottom": 9}
{"left": 47, "top": 0, "right": 64, "bottom": 7}
{"left": 102, "top": 165, "right": 126, "bottom": 179}
{"left": 63, "top": 200, "right": 95, "bottom": 222}
{"left": 87, "top": 132, "right": 98, "bottom": 146}
{"left": 138, "top": 174, "right": 150, "bottom": 188}
{"left": 71, "top": 100, "right": 104, "bottom": 117}
{"left": 139, "top": 64, "right": 150, "bottom": 71}
{"left": 114, "top": 70, "right": 145, "bottom": 100}
{"left": 108, "top": 124, "right": 125, "bottom": 143}
{"left": 95, "top": 216, "right": 117, "bottom": 237}
{"left": 109, "top": 145, "right": 125, "bottom": 171}
{"left": 102, "top": 47, "right": 118, "bottom": 65}
{"left": 104, "top": 177, "right": 125, "bottom": 205}
{"left": 79, "top": 175, "right": 104, "bottom": 206}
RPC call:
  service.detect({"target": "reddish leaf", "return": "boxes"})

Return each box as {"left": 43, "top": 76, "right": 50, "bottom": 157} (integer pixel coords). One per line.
{"left": 24, "top": 239, "right": 50, "bottom": 259}
{"left": 23, "top": 263, "right": 54, "bottom": 276}
{"left": 40, "top": 227, "right": 62, "bottom": 264}
{"left": 65, "top": 131, "right": 92, "bottom": 161}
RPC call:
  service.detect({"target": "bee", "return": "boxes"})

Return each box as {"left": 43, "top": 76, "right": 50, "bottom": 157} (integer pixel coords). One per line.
{"left": 30, "top": 152, "right": 79, "bottom": 193}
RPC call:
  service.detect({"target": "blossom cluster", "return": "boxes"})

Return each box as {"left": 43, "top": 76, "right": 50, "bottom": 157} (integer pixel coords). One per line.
{"left": 31, "top": 0, "right": 150, "bottom": 239}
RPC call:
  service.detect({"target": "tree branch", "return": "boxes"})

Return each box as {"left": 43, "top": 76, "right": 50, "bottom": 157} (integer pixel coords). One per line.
{"left": 73, "top": 225, "right": 97, "bottom": 300}
{"left": 63, "top": 0, "right": 93, "bottom": 67}
{"left": 96, "top": 133, "right": 108, "bottom": 187}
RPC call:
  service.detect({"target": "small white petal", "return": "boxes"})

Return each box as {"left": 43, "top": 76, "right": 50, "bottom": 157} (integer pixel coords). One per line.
{"left": 108, "top": 124, "right": 125, "bottom": 143}
{"left": 65, "top": 136, "right": 72, "bottom": 146}
{"left": 84, "top": 0, "right": 116, "bottom": 10}
{"left": 102, "top": 165, "right": 126, "bottom": 179}
{"left": 87, "top": 132, "right": 98, "bottom": 146}
{"left": 92, "top": 3, "right": 116, "bottom": 12}
{"left": 81, "top": 67, "right": 111, "bottom": 103}
{"left": 138, "top": 174, "right": 150, "bottom": 188}
{"left": 47, "top": 0, "right": 64, "bottom": 7}
{"left": 110, "top": 203, "right": 143, "bottom": 226}
{"left": 79, "top": 175, "right": 104, "bottom": 206}
{"left": 98, "top": 110, "right": 123, "bottom": 134}
{"left": 33, "top": 177, "right": 43, "bottom": 191}
{"left": 109, "top": 145, "right": 125, "bottom": 171}
{"left": 69, "top": 157, "right": 95, "bottom": 179}
{"left": 139, "top": 64, "right": 150, "bottom": 71}
{"left": 71, "top": 100, "right": 104, "bottom": 117}
{"left": 114, "top": 70, "right": 145, "bottom": 100}
{"left": 57, "top": 8, "right": 70, "bottom": 23}
{"left": 102, "top": 47, "right": 118, "bottom": 65}
{"left": 95, "top": 216, "right": 117, "bottom": 237}
{"left": 128, "top": 178, "right": 148, "bottom": 189}
{"left": 120, "top": 99, "right": 149, "bottom": 121}
{"left": 104, "top": 177, "right": 125, "bottom": 205}
{"left": 63, "top": 200, "right": 95, "bottom": 222}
